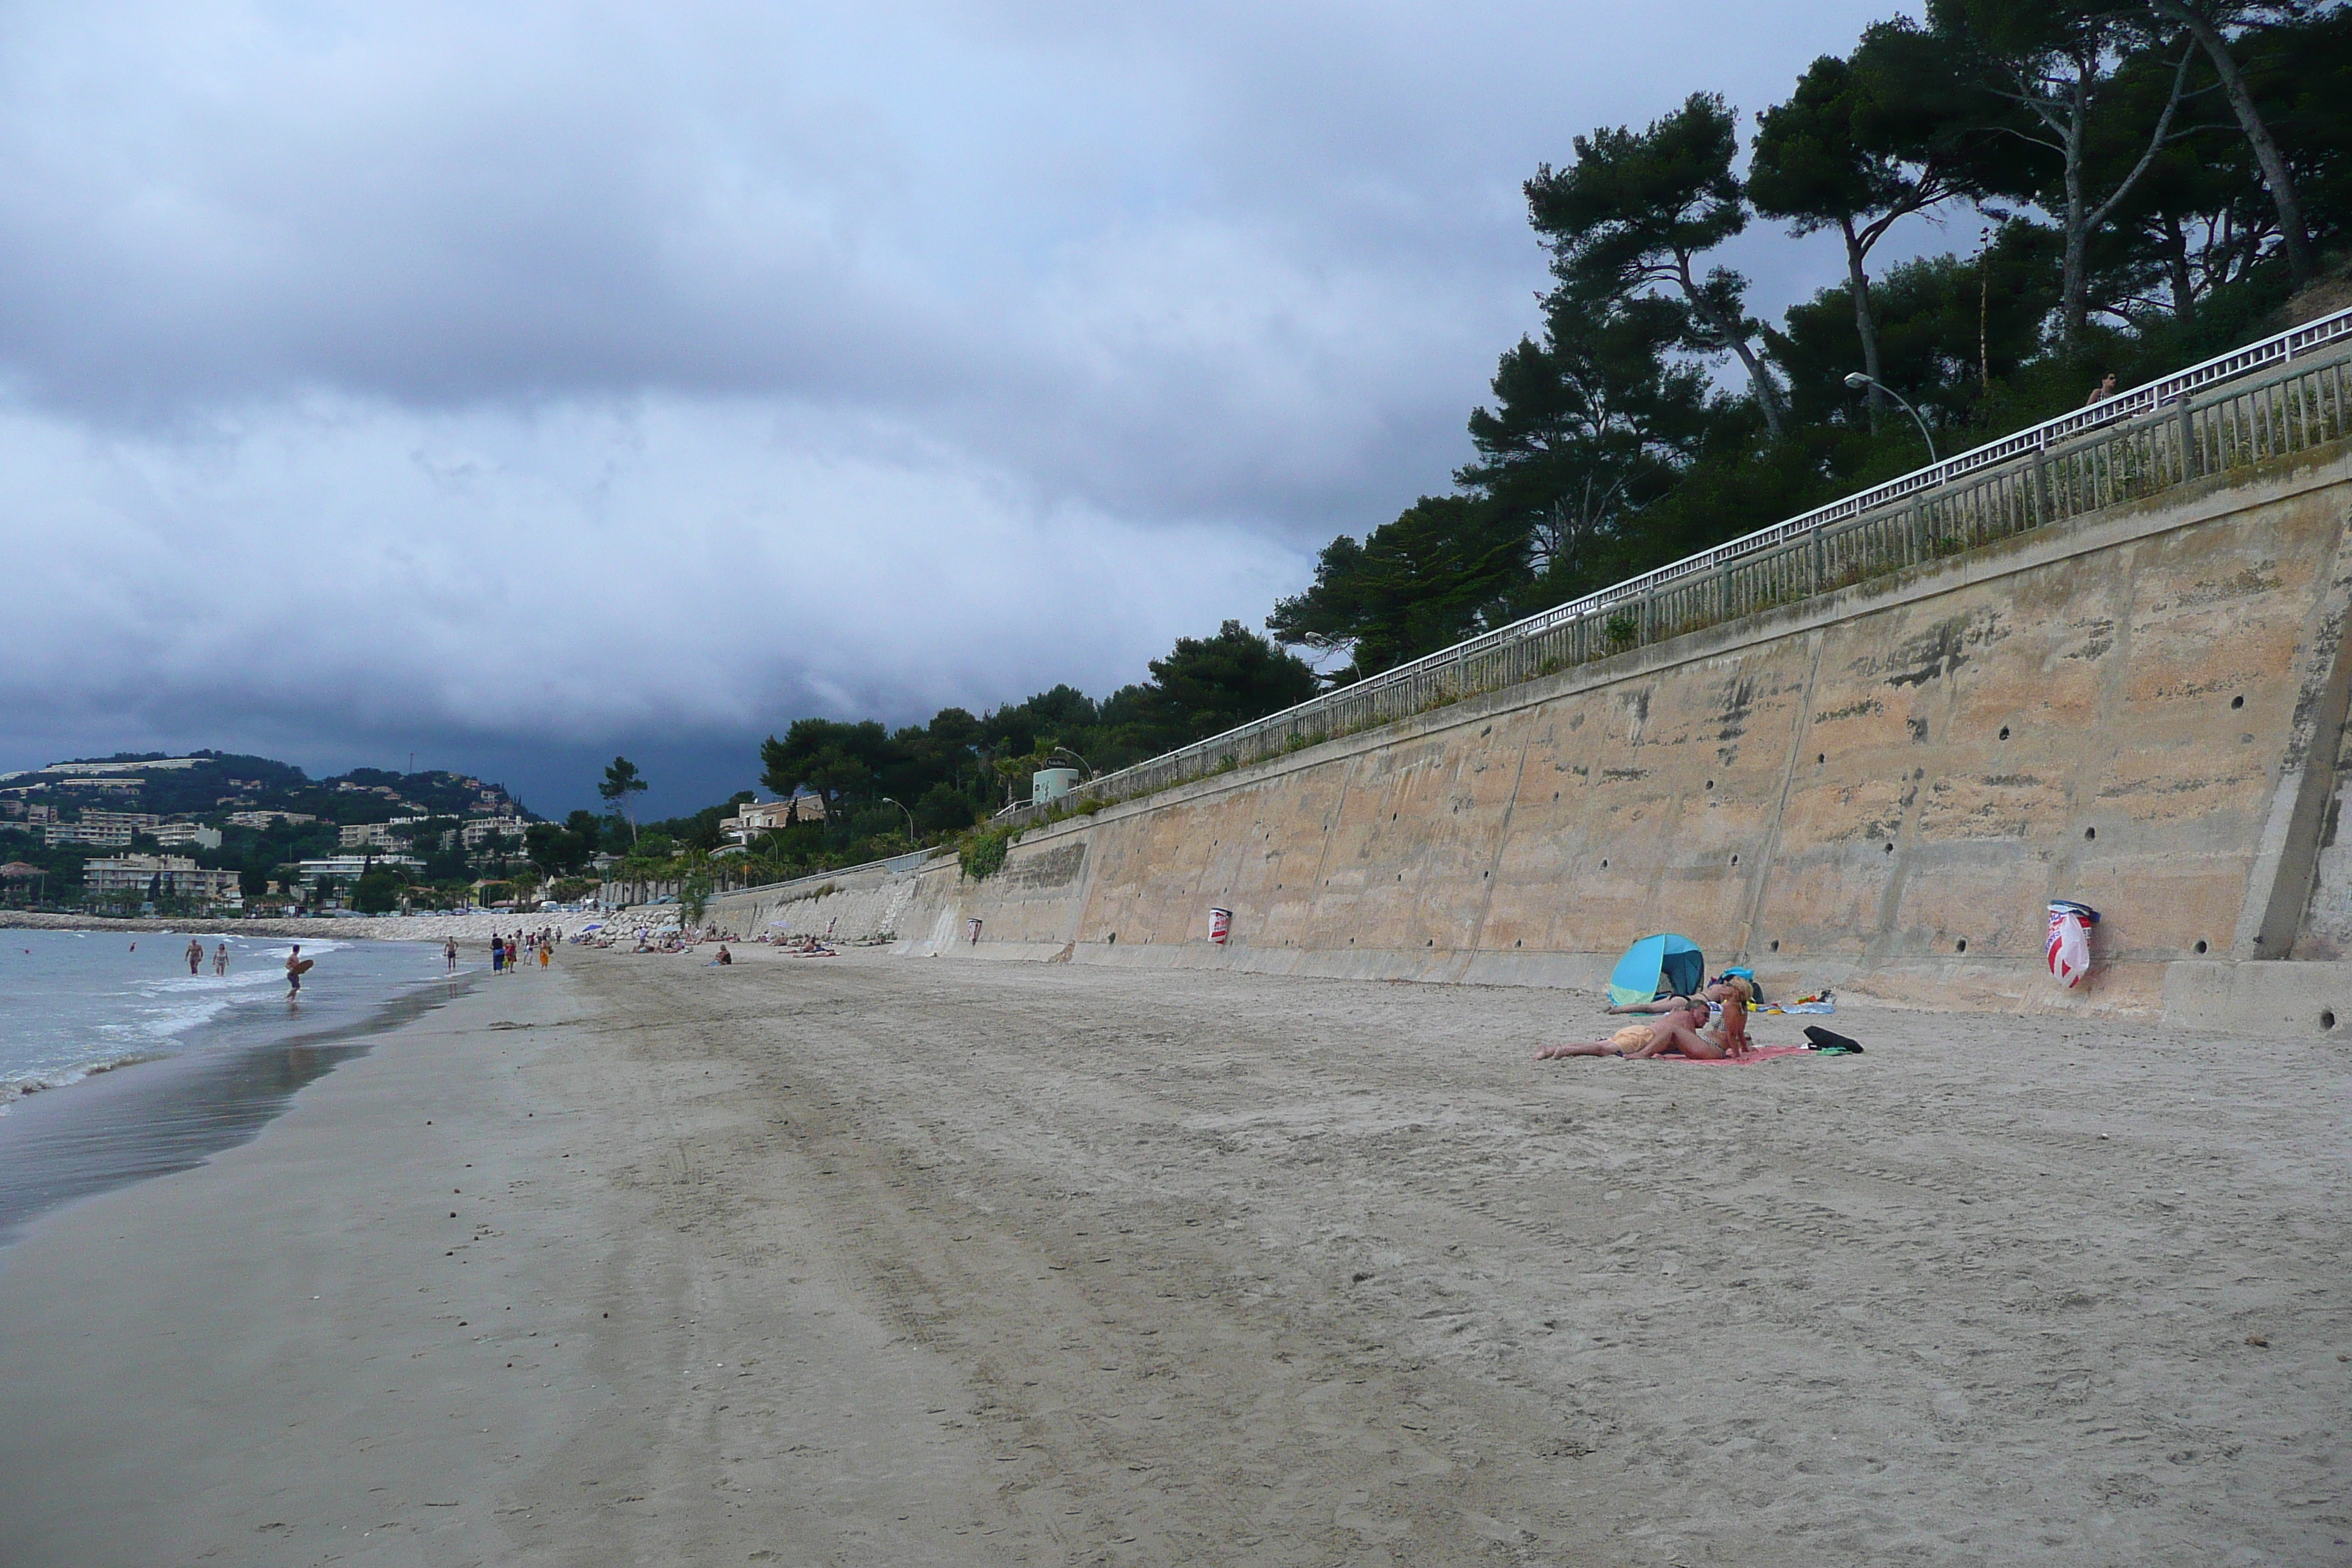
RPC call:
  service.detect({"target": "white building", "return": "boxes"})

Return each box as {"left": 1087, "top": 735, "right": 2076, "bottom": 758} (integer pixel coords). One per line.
{"left": 460, "top": 817, "right": 527, "bottom": 850}
{"left": 340, "top": 817, "right": 429, "bottom": 850}
{"left": 45, "top": 820, "right": 132, "bottom": 848}
{"left": 84, "top": 856, "right": 243, "bottom": 910}
{"left": 719, "top": 796, "right": 823, "bottom": 845}
{"left": 294, "top": 854, "right": 423, "bottom": 891}
{"left": 153, "top": 823, "right": 224, "bottom": 851}
{"left": 227, "top": 810, "right": 317, "bottom": 829}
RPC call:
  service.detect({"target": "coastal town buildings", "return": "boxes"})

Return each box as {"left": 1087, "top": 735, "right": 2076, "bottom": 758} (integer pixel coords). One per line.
{"left": 226, "top": 810, "right": 318, "bottom": 829}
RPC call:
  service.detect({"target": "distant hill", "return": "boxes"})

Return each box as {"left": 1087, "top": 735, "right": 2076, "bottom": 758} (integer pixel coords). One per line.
{"left": 0, "top": 751, "right": 532, "bottom": 826}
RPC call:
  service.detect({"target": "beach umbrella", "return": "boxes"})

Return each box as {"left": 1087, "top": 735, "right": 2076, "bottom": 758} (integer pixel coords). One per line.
{"left": 1606, "top": 933, "right": 1705, "bottom": 1008}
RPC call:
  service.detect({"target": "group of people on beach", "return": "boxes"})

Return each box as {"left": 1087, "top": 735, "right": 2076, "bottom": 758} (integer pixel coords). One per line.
{"left": 488, "top": 927, "right": 560, "bottom": 973}
{"left": 1537, "top": 973, "right": 1755, "bottom": 1061}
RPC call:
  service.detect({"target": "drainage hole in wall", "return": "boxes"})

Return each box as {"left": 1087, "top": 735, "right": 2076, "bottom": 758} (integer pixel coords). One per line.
{"left": 2084, "top": 826, "right": 2097, "bottom": 840}
{"left": 1817, "top": 753, "right": 1825, "bottom": 764}
{"left": 1600, "top": 859, "right": 1609, "bottom": 868}
{"left": 1884, "top": 843, "right": 1894, "bottom": 853}
{"left": 1392, "top": 812, "right": 1398, "bottom": 821}
{"left": 1426, "top": 938, "right": 1435, "bottom": 947}
{"left": 1107, "top": 932, "right": 1117, "bottom": 945}
{"left": 1515, "top": 939, "right": 1523, "bottom": 947}
{"left": 1769, "top": 939, "right": 1781, "bottom": 952}
{"left": 2231, "top": 694, "right": 2245, "bottom": 709}
{"left": 1705, "top": 780, "right": 1714, "bottom": 790}
{"left": 2193, "top": 940, "right": 2208, "bottom": 954}
{"left": 2324, "top": 1009, "right": 2338, "bottom": 1030}
{"left": 1553, "top": 791, "right": 1560, "bottom": 800}
{"left": 1999, "top": 726, "right": 2010, "bottom": 740}
{"left": 1956, "top": 938, "right": 1967, "bottom": 953}
{"left": 1730, "top": 854, "right": 1740, "bottom": 865}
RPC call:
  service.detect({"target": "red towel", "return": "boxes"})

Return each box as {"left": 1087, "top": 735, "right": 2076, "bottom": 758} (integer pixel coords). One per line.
{"left": 1656, "top": 1044, "right": 1810, "bottom": 1065}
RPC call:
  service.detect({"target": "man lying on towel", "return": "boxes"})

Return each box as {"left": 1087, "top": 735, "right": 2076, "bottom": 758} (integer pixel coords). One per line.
{"left": 1538, "top": 998, "right": 1750, "bottom": 1060}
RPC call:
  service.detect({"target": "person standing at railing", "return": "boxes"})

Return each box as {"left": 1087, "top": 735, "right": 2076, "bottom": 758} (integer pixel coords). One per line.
{"left": 2084, "top": 372, "right": 2117, "bottom": 406}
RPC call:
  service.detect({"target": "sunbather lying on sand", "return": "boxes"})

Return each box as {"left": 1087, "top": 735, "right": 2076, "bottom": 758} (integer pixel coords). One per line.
{"left": 1538, "top": 999, "right": 1744, "bottom": 1060}
{"left": 1605, "top": 977, "right": 1752, "bottom": 1052}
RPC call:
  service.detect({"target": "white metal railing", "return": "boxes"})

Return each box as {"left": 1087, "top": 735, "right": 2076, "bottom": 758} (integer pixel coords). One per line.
{"left": 1019, "top": 306, "right": 2352, "bottom": 823}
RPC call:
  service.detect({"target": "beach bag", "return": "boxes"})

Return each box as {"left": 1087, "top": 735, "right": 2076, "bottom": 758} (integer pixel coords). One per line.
{"left": 2046, "top": 900, "right": 2100, "bottom": 989}
{"left": 1802, "top": 1026, "right": 1863, "bottom": 1055}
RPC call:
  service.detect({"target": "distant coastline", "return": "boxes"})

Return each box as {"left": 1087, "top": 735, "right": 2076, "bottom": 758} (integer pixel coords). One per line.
{"left": 0, "top": 908, "right": 558, "bottom": 943}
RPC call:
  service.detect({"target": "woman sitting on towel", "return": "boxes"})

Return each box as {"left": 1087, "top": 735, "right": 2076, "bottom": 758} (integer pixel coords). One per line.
{"left": 1701, "top": 976, "right": 1751, "bottom": 1053}
{"left": 1538, "top": 998, "right": 1740, "bottom": 1060}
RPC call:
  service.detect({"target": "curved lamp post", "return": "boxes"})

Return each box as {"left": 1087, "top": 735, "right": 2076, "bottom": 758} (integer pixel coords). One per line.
{"left": 1045, "top": 745, "right": 1093, "bottom": 778}
{"left": 1845, "top": 372, "right": 1937, "bottom": 463}
{"left": 879, "top": 796, "right": 917, "bottom": 843}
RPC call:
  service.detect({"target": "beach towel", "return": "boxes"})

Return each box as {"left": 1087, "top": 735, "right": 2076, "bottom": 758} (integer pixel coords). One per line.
{"left": 1654, "top": 1044, "right": 1809, "bottom": 1065}
{"left": 1757, "top": 989, "right": 1834, "bottom": 1014}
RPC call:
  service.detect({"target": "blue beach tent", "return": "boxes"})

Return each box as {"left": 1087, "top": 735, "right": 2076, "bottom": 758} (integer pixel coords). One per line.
{"left": 1607, "top": 933, "right": 1705, "bottom": 1008}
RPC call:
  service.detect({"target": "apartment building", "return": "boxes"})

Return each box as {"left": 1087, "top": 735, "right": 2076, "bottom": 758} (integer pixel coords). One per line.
{"left": 460, "top": 817, "right": 526, "bottom": 850}
{"left": 226, "top": 810, "right": 318, "bottom": 829}
{"left": 83, "top": 856, "right": 243, "bottom": 910}
{"left": 294, "top": 854, "right": 423, "bottom": 891}
{"left": 340, "top": 817, "right": 429, "bottom": 850}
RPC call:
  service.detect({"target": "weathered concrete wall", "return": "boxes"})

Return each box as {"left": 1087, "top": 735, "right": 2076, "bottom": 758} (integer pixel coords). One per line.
{"left": 731, "top": 442, "right": 2352, "bottom": 1019}
{"left": 704, "top": 853, "right": 930, "bottom": 945}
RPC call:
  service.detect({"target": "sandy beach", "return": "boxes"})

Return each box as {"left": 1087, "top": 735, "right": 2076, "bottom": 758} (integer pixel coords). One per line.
{"left": 0, "top": 947, "right": 2343, "bottom": 1565}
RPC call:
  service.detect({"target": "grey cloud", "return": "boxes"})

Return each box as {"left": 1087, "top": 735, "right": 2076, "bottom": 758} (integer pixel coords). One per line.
{"left": 1, "top": 0, "right": 1915, "bottom": 783}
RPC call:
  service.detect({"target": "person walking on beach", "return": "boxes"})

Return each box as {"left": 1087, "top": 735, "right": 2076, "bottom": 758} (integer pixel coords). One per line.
{"left": 491, "top": 935, "right": 505, "bottom": 973}
{"left": 214, "top": 941, "right": 228, "bottom": 976}
{"left": 538, "top": 938, "right": 550, "bottom": 969}
{"left": 285, "top": 944, "right": 304, "bottom": 1000}
{"left": 443, "top": 937, "right": 459, "bottom": 973}
{"left": 186, "top": 937, "right": 205, "bottom": 975}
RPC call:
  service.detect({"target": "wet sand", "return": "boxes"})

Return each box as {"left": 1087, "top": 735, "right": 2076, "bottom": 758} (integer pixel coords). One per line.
{"left": 0, "top": 948, "right": 2344, "bottom": 1565}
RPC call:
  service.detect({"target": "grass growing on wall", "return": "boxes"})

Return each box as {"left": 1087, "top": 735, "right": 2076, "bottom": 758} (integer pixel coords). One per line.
{"left": 958, "top": 824, "right": 1025, "bottom": 881}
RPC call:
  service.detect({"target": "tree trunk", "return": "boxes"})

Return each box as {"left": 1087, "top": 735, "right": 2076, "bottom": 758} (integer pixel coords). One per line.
{"left": 2155, "top": 0, "right": 2312, "bottom": 285}
{"left": 1676, "top": 258, "right": 1787, "bottom": 440}
{"left": 2059, "top": 69, "right": 2092, "bottom": 350}
{"left": 2163, "top": 212, "right": 2195, "bottom": 317}
{"left": 1844, "top": 218, "right": 1885, "bottom": 434}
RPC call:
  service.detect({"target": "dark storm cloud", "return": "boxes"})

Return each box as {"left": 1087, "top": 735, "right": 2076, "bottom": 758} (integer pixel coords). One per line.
{"left": 0, "top": 1, "right": 1910, "bottom": 796}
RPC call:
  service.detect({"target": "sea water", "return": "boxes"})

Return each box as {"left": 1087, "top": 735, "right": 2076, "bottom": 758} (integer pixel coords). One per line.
{"left": 0, "top": 928, "right": 461, "bottom": 1245}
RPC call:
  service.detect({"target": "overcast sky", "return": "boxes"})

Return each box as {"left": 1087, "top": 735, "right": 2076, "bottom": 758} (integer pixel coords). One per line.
{"left": 2, "top": 0, "right": 1934, "bottom": 816}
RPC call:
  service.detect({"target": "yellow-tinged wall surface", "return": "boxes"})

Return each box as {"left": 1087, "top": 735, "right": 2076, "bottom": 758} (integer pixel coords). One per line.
{"left": 721, "top": 442, "right": 2352, "bottom": 1016}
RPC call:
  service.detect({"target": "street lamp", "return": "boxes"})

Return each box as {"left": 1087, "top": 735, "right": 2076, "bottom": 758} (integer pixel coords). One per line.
{"left": 879, "top": 796, "right": 917, "bottom": 843}
{"left": 1845, "top": 372, "right": 1937, "bottom": 463}
{"left": 1045, "top": 745, "right": 1093, "bottom": 778}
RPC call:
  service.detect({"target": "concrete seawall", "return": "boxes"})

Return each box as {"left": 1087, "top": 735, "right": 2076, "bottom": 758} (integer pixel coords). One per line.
{"left": 717, "top": 440, "right": 2352, "bottom": 1023}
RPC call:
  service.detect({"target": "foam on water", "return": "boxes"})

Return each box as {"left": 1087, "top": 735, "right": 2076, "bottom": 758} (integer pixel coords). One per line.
{"left": 0, "top": 928, "right": 468, "bottom": 1246}
{"left": 0, "top": 930, "right": 433, "bottom": 1107}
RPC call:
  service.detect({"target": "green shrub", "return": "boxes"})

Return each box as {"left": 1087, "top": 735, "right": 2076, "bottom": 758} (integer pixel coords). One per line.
{"left": 960, "top": 826, "right": 1016, "bottom": 881}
